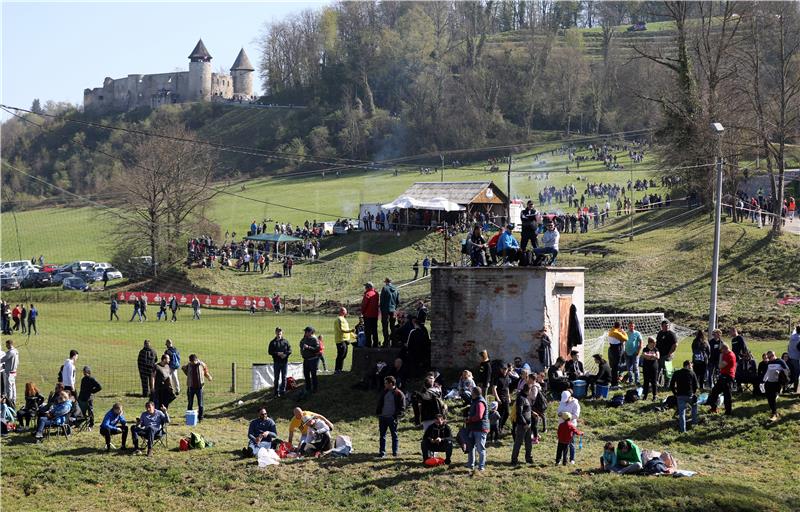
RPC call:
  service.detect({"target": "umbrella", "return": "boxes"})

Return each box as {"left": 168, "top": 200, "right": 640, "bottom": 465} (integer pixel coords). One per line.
{"left": 245, "top": 233, "right": 304, "bottom": 243}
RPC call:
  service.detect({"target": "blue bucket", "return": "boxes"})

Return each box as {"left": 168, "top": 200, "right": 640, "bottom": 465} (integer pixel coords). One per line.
{"left": 572, "top": 380, "right": 588, "bottom": 398}
{"left": 596, "top": 384, "right": 610, "bottom": 399}
{"left": 185, "top": 410, "right": 198, "bottom": 426}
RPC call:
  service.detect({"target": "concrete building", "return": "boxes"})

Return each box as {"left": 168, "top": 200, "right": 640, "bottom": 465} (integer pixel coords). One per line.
{"left": 430, "top": 266, "right": 585, "bottom": 372}
{"left": 83, "top": 39, "right": 254, "bottom": 113}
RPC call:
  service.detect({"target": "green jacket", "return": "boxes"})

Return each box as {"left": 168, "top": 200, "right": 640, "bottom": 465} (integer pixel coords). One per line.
{"left": 616, "top": 439, "right": 642, "bottom": 464}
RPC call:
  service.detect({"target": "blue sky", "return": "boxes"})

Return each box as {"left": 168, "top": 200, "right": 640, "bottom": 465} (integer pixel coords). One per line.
{"left": 1, "top": 1, "right": 324, "bottom": 115}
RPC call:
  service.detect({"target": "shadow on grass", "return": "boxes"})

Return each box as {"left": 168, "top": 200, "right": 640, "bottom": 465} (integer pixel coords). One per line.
{"left": 320, "top": 231, "right": 430, "bottom": 260}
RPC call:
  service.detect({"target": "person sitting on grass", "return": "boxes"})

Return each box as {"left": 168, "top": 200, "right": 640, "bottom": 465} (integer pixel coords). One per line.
{"left": 33, "top": 391, "right": 71, "bottom": 442}
{"left": 131, "top": 401, "right": 169, "bottom": 457}
{"left": 99, "top": 402, "right": 128, "bottom": 452}
{"left": 457, "top": 370, "right": 476, "bottom": 403}
{"left": 299, "top": 416, "right": 332, "bottom": 455}
{"left": 421, "top": 414, "right": 453, "bottom": 465}
{"left": 287, "top": 407, "right": 333, "bottom": 447}
{"left": 599, "top": 441, "right": 617, "bottom": 471}
{"left": 247, "top": 407, "right": 279, "bottom": 456}
{"left": 610, "top": 439, "right": 643, "bottom": 474}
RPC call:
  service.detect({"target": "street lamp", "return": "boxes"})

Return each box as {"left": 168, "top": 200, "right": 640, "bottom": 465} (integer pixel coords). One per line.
{"left": 708, "top": 122, "right": 724, "bottom": 339}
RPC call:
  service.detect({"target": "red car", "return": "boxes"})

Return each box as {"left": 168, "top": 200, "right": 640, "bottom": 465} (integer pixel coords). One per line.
{"left": 41, "top": 264, "right": 59, "bottom": 274}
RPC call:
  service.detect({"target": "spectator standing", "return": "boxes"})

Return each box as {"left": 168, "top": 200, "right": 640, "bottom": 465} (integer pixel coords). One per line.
{"left": 2, "top": 340, "right": 19, "bottom": 407}
{"left": 555, "top": 412, "right": 583, "bottom": 466}
{"left": 300, "top": 327, "right": 321, "bottom": 394}
{"left": 691, "top": 330, "right": 711, "bottom": 390}
{"left": 641, "top": 337, "right": 659, "bottom": 401}
{"left": 476, "top": 350, "right": 492, "bottom": 391}
{"left": 268, "top": 327, "right": 291, "bottom": 397}
{"left": 136, "top": 340, "right": 157, "bottom": 398}
{"left": 334, "top": 307, "right": 355, "bottom": 374}
{"left": 164, "top": 339, "right": 181, "bottom": 394}
{"left": 77, "top": 366, "right": 102, "bottom": 428}
{"left": 130, "top": 299, "right": 142, "bottom": 322}
{"left": 27, "top": 304, "right": 38, "bottom": 335}
{"left": 422, "top": 256, "right": 430, "bottom": 277}
{"left": 110, "top": 298, "right": 119, "bottom": 321}
{"left": 102, "top": 269, "right": 109, "bottom": 289}
{"left": 709, "top": 329, "right": 723, "bottom": 386}
{"left": 361, "top": 282, "right": 380, "bottom": 348}
{"left": 762, "top": 351, "right": 790, "bottom": 421}
{"left": 669, "top": 360, "right": 699, "bottom": 433}
{"left": 182, "top": 354, "right": 212, "bottom": 422}
{"left": 379, "top": 278, "right": 399, "bottom": 347}
{"left": 191, "top": 297, "right": 201, "bottom": 320}
{"left": 139, "top": 297, "right": 147, "bottom": 322}
{"left": 376, "top": 375, "right": 405, "bottom": 458}
{"left": 464, "top": 386, "right": 489, "bottom": 472}
{"left": 412, "top": 260, "right": 419, "bottom": 281}
{"left": 510, "top": 384, "right": 533, "bottom": 465}
{"left": 606, "top": 322, "right": 627, "bottom": 388}
{"left": 169, "top": 296, "right": 179, "bottom": 322}
{"left": 788, "top": 325, "right": 800, "bottom": 392}
{"left": 151, "top": 354, "right": 176, "bottom": 410}
{"left": 519, "top": 200, "right": 539, "bottom": 251}
{"left": 707, "top": 342, "right": 737, "bottom": 415}
{"left": 60, "top": 350, "right": 79, "bottom": 392}
{"left": 158, "top": 297, "right": 167, "bottom": 321}
{"left": 655, "top": 320, "right": 678, "bottom": 387}
{"left": 730, "top": 327, "right": 749, "bottom": 362}
{"left": 624, "top": 321, "right": 642, "bottom": 386}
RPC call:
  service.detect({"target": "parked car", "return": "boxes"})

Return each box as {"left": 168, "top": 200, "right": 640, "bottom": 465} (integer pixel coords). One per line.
{"left": 40, "top": 264, "right": 60, "bottom": 274}
{"left": 333, "top": 219, "right": 359, "bottom": 235}
{"left": 63, "top": 277, "right": 89, "bottom": 291}
{"left": 0, "top": 260, "right": 36, "bottom": 279}
{"left": 72, "top": 270, "right": 100, "bottom": 282}
{"left": 0, "top": 276, "right": 20, "bottom": 291}
{"left": 21, "top": 272, "right": 53, "bottom": 288}
{"left": 627, "top": 21, "right": 647, "bottom": 32}
{"left": 93, "top": 262, "right": 113, "bottom": 271}
{"left": 52, "top": 271, "right": 74, "bottom": 284}
{"left": 63, "top": 261, "right": 97, "bottom": 273}
{"left": 93, "top": 267, "right": 123, "bottom": 281}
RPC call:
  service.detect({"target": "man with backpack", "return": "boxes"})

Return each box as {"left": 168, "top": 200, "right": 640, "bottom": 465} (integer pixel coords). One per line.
{"left": 669, "top": 360, "right": 699, "bottom": 433}
{"left": 164, "top": 339, "right": 181, "bottom": 395}
{"left": 376, "top": 375, "right": 405, "bottom": 458}
{"left": 411, "top": 375, "right": 445, "bottom": 432}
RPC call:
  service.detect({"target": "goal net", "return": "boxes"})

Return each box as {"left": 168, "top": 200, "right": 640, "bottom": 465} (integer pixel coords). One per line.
{"left": 581, "top": 313, "right": 695, "bottom": 374}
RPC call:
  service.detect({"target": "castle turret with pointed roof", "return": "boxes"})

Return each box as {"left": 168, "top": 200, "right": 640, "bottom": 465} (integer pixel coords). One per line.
{"left": 83, "top": 39, "right": 255, "bottom": 112}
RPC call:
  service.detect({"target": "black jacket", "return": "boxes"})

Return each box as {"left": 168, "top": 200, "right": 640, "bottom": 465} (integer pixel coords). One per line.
{"left": 423, "top": 422, "right": 452, "bottom": 443}
{"left": 515, "top": 394, "right": 532, "bottom": 426}
{"left": 299, "top": 336, "right": 320, "bottom": 360}
{"left": 670, "top": 368, "right": 699, "bottom": 396}
{"left": 565, "top": 360, "right": 584, "bottom": 380}
{"left": 376, "top": 388, "right": 405, "bottom": 418}
{"left": 268, "top": 336, "right": 292, "bottom": 361}
{"left": 595, "top": 362, "right": 612, "bottom": 385}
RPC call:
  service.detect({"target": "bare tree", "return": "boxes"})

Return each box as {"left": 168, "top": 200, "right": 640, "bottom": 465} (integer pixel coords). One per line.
{"left": 110, "top": 122, "right": 218, "bottom": 276}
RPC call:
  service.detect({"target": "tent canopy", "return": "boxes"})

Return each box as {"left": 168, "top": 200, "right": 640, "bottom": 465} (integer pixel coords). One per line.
{"left": 245, "top": 233, "right": 303, "bottom": 243}
{"left": 381, "top": 195, "right": 465, "bottom": 211}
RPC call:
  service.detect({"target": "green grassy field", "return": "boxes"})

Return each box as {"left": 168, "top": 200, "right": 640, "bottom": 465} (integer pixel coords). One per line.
{"left": 1, "top": 145, "right": 658, "bottom": 263}
{"left": 1, "top": 318, "right": 797, "bottom": 512}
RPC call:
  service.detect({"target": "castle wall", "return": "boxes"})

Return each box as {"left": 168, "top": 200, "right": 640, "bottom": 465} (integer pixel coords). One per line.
{"left": 231, "top": 70, "right": 254, "bottom": 99}
{"left": 211, "top": 73, "right": 234, "bottom": 99}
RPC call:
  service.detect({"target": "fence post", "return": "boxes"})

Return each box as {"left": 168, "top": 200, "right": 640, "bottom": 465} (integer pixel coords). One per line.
{"left": 231, "top": 362, "right": 237, "bottom": 393}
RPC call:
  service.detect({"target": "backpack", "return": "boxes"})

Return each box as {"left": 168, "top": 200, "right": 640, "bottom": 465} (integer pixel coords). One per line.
{"left": 533, "top": 390, "right": 548, "bottom": 412}
{"left": 643, "top": 457, "right": 668, "bottom": 475}
{"left": 609, "top": 394, "right": 625, "bottom": 408}
{"left": 168, "top": 349, "right": 181, "bottom": 370}
{"left": 189, "top": 432, "right": 207, "bottom": 449}
{"left": 624, "top": 389, "right": 640, "bottom": 404}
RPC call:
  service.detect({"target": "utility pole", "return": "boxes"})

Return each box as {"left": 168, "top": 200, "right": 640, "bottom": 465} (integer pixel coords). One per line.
{"left": 709, "top": 123, "right": 725, "bottom": 339}
{"left": 440, "top": 154, "right": 445, "bottom": 182}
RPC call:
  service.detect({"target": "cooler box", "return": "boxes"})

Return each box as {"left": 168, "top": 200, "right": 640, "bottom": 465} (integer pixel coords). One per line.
{"left": 572, "top": 380, "right": 588, "bottom": 398}
{"left": 185, "top": 410, "right": 198, "bottom": 426}
{"left": 596, "top": 384, "right": 610, "bottom": 399}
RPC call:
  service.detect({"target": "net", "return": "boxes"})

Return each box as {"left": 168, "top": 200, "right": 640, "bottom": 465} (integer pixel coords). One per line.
{"left": 582, "top": 313, "right": 695, "bottom": 373}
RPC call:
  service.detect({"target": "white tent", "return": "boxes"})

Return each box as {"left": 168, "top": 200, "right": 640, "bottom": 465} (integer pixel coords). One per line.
{"left": 381, "top": 195, "right": 465, "bottom": 211}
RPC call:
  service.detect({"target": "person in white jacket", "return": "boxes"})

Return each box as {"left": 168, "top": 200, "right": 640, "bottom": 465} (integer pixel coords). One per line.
{"left": 534, "top": 222, "right": 560, "bottom": 265}
{"left": 556, "top": 390, "right": 581, "bottom": 427}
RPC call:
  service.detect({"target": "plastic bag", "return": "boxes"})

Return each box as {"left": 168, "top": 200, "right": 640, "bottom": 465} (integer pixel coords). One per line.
{"left": 257, "top": 447, "right": 280, "bottom": 467}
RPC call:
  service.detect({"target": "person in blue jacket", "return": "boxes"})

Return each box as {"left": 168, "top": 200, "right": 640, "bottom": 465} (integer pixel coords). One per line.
{"left": 99, "top": 402, "right": 128, "bottom": 451}
{"left": 495, "top": 225, "right": 520, "bottom": 265}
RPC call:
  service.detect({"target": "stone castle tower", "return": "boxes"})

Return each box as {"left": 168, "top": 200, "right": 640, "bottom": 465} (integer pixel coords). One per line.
{"left": 84, "top": 39, "right": 255, "bottom": 112}
{"left": 188, "top": 39, "right": 213, "bottom": 101}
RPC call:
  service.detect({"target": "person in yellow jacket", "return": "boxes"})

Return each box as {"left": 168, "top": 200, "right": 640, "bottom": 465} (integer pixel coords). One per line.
{"left": 607, "top": 322, "right": 628, "bottom": 388}
{"left": 334, "top": 307, "right": 356, "bottom": 374}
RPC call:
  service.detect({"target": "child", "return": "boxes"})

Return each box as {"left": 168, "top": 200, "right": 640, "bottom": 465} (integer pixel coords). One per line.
{"left": 488, "top": 401, "right": 501, "bottom": 442}
{"left": 555, "top": 411, "right": 583, "bottom": 466}
{"left": 600, "top": 441, "right": 617, "bottom": 471}
{"left": 318, "top": 334, "right": 327, "bottom": 372}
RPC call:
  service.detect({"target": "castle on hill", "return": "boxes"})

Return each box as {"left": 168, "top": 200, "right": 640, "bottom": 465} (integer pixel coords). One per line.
{"left": 83, "top": 39, "right": 255, "bottom": 113}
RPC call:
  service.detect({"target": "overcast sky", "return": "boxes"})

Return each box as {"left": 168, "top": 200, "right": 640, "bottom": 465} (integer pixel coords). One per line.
{"left": 1, "top": 1, "right": 323, "bottom": 115}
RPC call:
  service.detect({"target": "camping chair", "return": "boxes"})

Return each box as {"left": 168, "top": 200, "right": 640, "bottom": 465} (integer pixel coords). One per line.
{"left": 74, "top": 406, "right": 95, "bottom": 433}
{"left": 44, "top": 414, "right": 71, "bottom": 442}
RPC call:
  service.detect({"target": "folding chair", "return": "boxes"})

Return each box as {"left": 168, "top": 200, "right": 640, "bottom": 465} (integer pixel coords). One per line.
{"left": 44, "top": 414, "right": 71, "bottom": 442}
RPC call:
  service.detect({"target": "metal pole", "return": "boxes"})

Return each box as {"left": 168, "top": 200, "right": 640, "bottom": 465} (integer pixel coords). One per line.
{"left": 629, "top": 164, "right": 634, "bottom": 240}
{"left": 440, "top": 155, "right": 444, "bottom": 182}
{"left": 507, "top": 154, "right": 512, "bottom": 224}
{"left": 708, "top": 154, "right": 724, "bottom": 338}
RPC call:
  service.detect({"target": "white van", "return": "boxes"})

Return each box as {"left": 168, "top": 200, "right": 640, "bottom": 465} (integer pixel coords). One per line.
{"left": 0, "top": 260, "right": 36, "bottom": 278}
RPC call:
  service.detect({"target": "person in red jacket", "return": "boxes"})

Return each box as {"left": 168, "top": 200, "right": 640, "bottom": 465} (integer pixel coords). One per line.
{"left": 555, "top": 411, "right": 583, "bottom": 465}
{"left": 487, "top": 231, "right": 501, "bottom": 265}
{"left": 361, "top": 282, "right": 380, "bottom": 348}
{"left": 708, "top": 342, "right": 737, "bottom": 415}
